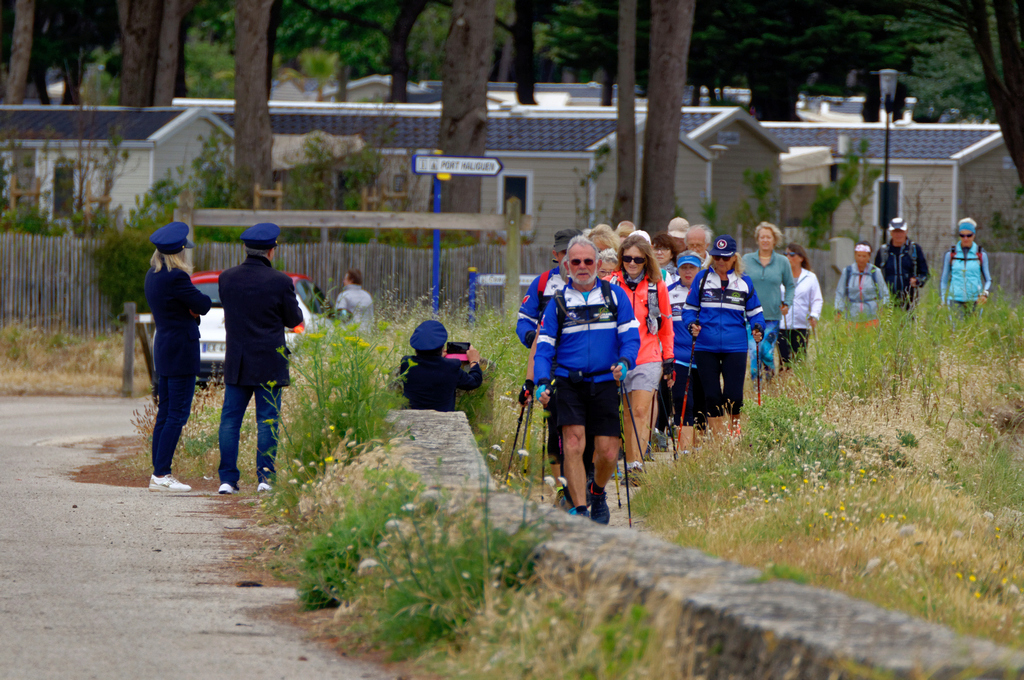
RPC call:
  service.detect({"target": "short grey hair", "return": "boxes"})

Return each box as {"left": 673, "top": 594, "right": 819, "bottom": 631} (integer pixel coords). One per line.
{"left": 561, "top": 235, "right": 600, "bottom": 270}
{"left": 598, "top": 247, "right": 618, "bottom": 266}
{"left": 245, "top": 246, "right": 273, "bottom": 258}
{"left": 686, "top": 225, "right": 713, "bottom": 245}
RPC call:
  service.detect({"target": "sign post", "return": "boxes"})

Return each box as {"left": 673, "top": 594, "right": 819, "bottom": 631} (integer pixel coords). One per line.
{"left": 413, "top": 154, "right": 504, "bottom": 313}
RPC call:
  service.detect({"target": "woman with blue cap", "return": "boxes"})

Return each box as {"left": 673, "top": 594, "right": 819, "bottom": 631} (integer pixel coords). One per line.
{"left": 682, "top": 235, "right": 764, "bottom": 439}
{"left": 940, "top": 217, "right": 992, "bottom": 318}
{"left": 399, "top": 320, "right": 483, "bottom": 411}
{"left": 144, "top": 221, "right": 212, "bottom": 492}
{"left": 669, "top": 250, "right": 704, "bottom": 453}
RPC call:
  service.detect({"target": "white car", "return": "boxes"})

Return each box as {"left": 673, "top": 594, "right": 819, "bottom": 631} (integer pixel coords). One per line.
{"left": 190, "top": 270, "right": 330, "bottom": 383}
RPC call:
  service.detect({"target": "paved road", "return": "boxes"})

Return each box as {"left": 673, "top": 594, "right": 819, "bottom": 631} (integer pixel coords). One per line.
{"left": 0, "top": 396, "right": 394, "bottom": 680}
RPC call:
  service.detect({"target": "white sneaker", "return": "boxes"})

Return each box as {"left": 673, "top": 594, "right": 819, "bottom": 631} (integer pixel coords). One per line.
{"left": 149, "top": 475, "right": 191, "bottom": 492}
{"left": 256, "top": 482, "right": 272, "bottom": 493}
{"left": 218, "top": 483, "right": 237, "bottom": 495}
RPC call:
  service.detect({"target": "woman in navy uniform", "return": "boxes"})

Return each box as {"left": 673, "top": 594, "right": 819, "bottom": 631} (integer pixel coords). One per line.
{"left": 144, "top": 221, "right": 212, "bottom": 492}
{"left": 399, "top": 320, "right": 483, "bottom": 411}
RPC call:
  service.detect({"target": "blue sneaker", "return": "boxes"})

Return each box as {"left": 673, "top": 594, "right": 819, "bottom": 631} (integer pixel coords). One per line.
{"left": 568, "top": 506, "right": 590, "bottom": 519}
{"left": 589, "top": 488, "right": 610, "bottom": 524}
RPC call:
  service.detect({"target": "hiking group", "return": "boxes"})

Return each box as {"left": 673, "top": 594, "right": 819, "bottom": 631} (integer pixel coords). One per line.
{"left": 514, "top": 215, "right": 994, "bottom": 524}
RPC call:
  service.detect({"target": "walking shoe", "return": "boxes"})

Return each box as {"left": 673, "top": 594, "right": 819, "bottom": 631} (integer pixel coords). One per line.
{"left": 568, "top": 506, "right": 590, "bottom": 519}
{"left": 218, "top": 483, "right": 238, "bottom": 495}
{"left": 654, "top": 429, "right": 669, "bottom": 451}
{"left": 554, "top": 487, "right": 572, "bottom": 510}
{"left": 149, "top": 475, "right": 191, "bottom": 492}
{"left": 589, "top": 486, "right": 610, "bottom": 525}
{"left": 256, "top": 482, "right": 272, "bottom": 493}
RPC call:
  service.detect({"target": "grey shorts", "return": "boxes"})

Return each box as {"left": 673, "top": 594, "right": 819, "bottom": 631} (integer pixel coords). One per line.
{"left": 623, "top": 361, "right": 662, "bottom": 393}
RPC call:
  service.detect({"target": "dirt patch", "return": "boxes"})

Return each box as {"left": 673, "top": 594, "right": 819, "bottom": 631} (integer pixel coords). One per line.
{"left": 70, "top": 439, "right": 432, "bottom": 679}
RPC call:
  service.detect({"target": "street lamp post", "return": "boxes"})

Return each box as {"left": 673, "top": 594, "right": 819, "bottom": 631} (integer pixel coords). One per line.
{"left": 875, "top": 69, "right": 898, "bottom": 246}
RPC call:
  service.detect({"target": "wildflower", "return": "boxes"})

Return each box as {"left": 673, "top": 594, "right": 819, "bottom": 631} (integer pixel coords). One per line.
{"left": 969, "top": 575, "right": 977, "bottom": 582}
{"left": 975, "top": 592, "right": 981, "bottom": 598}
{"left": 957, "top": 572, "right": 963, "bottom": 579}
{"left": 461, "top": 572, "right": 472, "bottom": 580}
{"left": 491, "top": 444, "right": 502, "bottom": 451}
{"left": 325, "top": 457, "right": 334, "bottom": 463}
{"left": 487, "top": 453, "right": 498, "bottom": 461}
{"left": 329, "top": 425, "right": 335, "bottom": 431}
{"left": 518, "top": 449, "right": 529, "bottom": 458}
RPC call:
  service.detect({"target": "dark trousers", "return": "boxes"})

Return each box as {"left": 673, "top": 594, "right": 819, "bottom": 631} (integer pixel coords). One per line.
{"left": 778, "top": 329, "right": 810, "bottom": 367}
{"left": 152, "top": 375, "right": 196, "bottom": 477}
{"left": 218, "top": 383, "right": 283, "bottom": 485}
{"left": 694, "top": 351, "right": 746, "bottom": 417}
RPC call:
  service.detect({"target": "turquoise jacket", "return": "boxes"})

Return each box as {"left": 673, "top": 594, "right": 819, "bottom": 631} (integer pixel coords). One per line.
{"left": 940, "top": 242, "right": 992, "bottom": 303}
{"left": 741, "top": 251, "right": 795, "bottom": 320}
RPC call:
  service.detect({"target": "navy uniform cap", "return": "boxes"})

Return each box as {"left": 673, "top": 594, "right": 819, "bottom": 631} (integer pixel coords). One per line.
{"left": 410, "top": 320, "right": 448, "bottom": 351}
{"left": 241, "top": 222, "right": 280, "bottom": 249}
{"left": 150, "top": 221, "right": 194, "bottom": 254}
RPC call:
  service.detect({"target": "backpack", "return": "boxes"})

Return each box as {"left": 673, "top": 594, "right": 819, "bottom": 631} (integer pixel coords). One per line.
{"left": 609, "top": 273, "right": 663, "bottom": 334}
{"left": 552, "top": 278, "right": 619, "bottom": 344}
{"left": 878, "top": 241, "right": 920, "bottom": 280}
{"left": 948, "top": 244, "right": 987, "bottom": 283}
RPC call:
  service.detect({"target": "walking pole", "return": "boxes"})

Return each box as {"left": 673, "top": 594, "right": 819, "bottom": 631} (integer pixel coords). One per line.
{"left": 540, "top": 415, "right": 547, "bottom": 502}
{"left": 677, "top": 337, "right": 697, "bottom": 453}
{"left": 656, "top": 380, "right": 678, "bottom": 460}
{"left": 504, "top": 401, "right": 527, "bottom": 482}
{"left": 621, "top": 381, "right": 646, "bottom": 529}
{"left": 519, "top": 401, "right": 534, "bottom": 476}
{"left": 755, "top": 335, "right": 763, "bottom": 407}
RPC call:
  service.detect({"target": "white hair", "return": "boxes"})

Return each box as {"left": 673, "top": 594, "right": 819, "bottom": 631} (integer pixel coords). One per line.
{"left": 687, "top": 225, "right": 713, "bottom": 245}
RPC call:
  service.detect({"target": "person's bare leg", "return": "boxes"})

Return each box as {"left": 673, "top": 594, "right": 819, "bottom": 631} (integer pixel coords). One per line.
{"left": 593, "top": 435, "right": 621, "bottom": 489}
{"left": 707, "top": 416, "right": 727, "bottom": 439}
{"left": 678, "top": 425, "right": 694, "bottom": 451}
{"left": 622, "top": 390, "right": 654, "bottom": 465}
{"left": 561, "top": 424, "right": 587, "bottom": 509}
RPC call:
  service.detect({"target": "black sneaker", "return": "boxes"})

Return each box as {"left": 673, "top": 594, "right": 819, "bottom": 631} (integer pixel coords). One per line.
{"left": 585, "top": 473, "right": 595, "bottom": 506}
{"left": 589, "top": 487, "right": 610, "bottom": 525}
{"left": 569, "top": 506, "right": 590, "bottom": 519}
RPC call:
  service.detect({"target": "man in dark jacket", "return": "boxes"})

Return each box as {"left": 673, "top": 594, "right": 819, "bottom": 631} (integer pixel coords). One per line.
{"left": 875, "top": 217, "right": 929, "bottom": 310}
{"left": 399, "top": 320, "right": 483, "bottom": 411}
{"left": 216, "top": 222, "right": 304, "bottom": 495}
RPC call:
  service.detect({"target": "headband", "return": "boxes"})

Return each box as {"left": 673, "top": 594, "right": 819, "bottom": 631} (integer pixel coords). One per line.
{"left": 854, "top": 244, "right": 871, "bottom": 253}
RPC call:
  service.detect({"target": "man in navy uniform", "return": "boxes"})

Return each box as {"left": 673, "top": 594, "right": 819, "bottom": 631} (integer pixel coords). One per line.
{"left": 216, "top": 222, "right": 304, "bottom": 494}
{"left": 399, "top": 320, "right": 483, "bottom": 411}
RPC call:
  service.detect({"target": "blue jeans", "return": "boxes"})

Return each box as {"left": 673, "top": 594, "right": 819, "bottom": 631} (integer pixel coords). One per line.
{"left": 747, "top": 320, "right": 780, "bottom": 378}
{"left": 152, "top": 375, "right": 197, "bottom": 477}
{"left": 218, "top": 383, "right": 283, "bottom": 486}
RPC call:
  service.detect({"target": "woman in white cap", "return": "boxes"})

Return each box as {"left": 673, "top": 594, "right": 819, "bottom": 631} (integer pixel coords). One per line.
{"left": 144, "top": 221, "right": 212, "bottom": 492}
{"left": 835, "top": 241, "right": 888, "bottom": 327}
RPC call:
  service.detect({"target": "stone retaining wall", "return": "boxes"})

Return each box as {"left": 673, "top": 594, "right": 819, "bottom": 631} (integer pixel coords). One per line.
{"left": 388, "top": 409, "right": 1024, "bottom": 679}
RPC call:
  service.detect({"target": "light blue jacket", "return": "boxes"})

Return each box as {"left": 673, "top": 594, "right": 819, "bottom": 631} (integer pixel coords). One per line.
{"left": 835, "top": 263, "right": 888, "bottom": 321}
{"left": 940, "top": 242, "right": 991, "bottom": 303}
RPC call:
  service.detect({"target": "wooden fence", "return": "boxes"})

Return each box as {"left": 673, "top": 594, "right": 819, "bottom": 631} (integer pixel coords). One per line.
{"left": 2, "top": 232, "right": 1022, "bottom": 335}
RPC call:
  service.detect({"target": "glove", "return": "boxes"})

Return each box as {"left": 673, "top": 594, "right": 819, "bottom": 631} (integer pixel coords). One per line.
{"left": 662, "top": 360, "right": 676, "bottom": 382}
{"left": 524, "top": 330, "right": 537, "bottom": 348}
{"left": 519, "top": 379, "right": 534, "bottom": 405}
{"left": 615, "top": 360, "right": 629, "bottom": 382}
{"left": 534, "top": 380, "right": 551, "bottom": 401}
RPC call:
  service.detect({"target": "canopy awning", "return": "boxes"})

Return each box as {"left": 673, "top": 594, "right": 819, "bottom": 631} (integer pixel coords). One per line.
{"left": 272, "top": 132, "right": 364, "bottom": 170}
{"left": 780, "top": 146, "right": 833, "bottom": 185}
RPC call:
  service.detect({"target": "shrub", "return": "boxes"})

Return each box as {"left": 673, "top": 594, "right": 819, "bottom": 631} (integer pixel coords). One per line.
{"left": 91, "top": 229, "right": 155, "bottom": 316}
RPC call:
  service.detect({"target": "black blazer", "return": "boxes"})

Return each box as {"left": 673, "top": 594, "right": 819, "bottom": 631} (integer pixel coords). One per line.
{"left": 219, "top": 256, "right": 304, "bottom": 387}
{"left": 144, "top": 267, "right": 212, "bottom": 377}
{"left": 399, "top": 355, "right": 483, "bottom": 412}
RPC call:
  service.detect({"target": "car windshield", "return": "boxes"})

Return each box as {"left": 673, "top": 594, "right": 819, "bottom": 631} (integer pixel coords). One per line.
{"left": 194, "top": 283, "right": 221, "bottom": 306}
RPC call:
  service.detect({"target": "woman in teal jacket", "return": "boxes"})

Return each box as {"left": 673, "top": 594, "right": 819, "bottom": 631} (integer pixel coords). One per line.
{"left": 741, "top": 222, "right": 794, "bottom": 380}
{"left": 940, "top": 217, "right": 992, "bottom": 317}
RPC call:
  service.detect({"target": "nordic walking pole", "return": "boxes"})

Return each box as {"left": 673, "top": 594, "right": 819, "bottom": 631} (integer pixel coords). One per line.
{"left": 657, "top": 379, "right": 678, "bottom": 460}
{"left": 621, "top": 380, "right": 645, "bottom": 529}
{"left": 504, "top": 401, "right": 527, "bottom": 482}
{"left": 677, "top": 337, "right": 697, "bottom": 454}
{"left": 755, "top": 335, "right": 763, "bottom": 407}
{"left": 519, "top": 401, "right": 534, "bottom": 476}
{"left": 540, "top": 415, "right": 547, "bottom": 503}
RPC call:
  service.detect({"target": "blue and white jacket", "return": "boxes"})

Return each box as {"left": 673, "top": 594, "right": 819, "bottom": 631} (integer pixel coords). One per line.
{"left": 666, "top": 271, "right": 693, "bottom": 367}
{"left": 534, "top": 279, "right": 640, "bottom": 384}
{"left": 681, "top": 269, "right": 765, "bottom": 354}
{"left": 516, "top": 267, "right": 565, "bottom": 348}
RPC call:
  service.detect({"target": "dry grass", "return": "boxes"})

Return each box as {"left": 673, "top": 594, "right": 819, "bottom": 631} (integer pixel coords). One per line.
{"left": 0, "top": 324, "right": 151, "bottom": 396}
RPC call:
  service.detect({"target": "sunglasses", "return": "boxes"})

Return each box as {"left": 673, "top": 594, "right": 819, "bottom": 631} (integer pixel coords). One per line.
{"left": 712, "top": 254, "right": 732, "bottom": 261}
{"left": 622, "top": 255, "right": 646, "bottom": 264}
{"left": 785, "top": 251, "right": 798, "bottom": 257}
{"left": 653, "top": 246, "right": 670, "bottom": 251}
{"left": 569, "top": 258, "right": 595, "bottom": 266}
{"left": 959, "top": 233, "right": 974, "bottom": 237}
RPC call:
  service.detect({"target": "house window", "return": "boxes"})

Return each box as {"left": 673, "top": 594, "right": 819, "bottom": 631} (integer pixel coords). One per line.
{"left": 875, "top": 178, "right": 901, "bottom": 226}
{"left": 53, "top": 162, "right": 75, "bottom": 218}
{"left": 499, "top": 173, "right": 531, "bottom": 214}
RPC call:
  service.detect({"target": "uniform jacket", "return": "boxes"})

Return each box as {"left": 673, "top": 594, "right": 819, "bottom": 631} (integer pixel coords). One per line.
{"left": 219, "top": 255, "right": 304, "bottom": 386}
{"left": 667, "top": 271, "right": 694, "bottom": 367}
{"left": 835, "top": 263, "right": 888, "bottom": 321}
{"left": 740, "top": 251, "right": 795, "bottom": 321}
{"left": 144, "top": 267, "right": 212, "bottom": 377}
{"left": 681, "top": 269, "right": 765, "bottom": 354}
{"left": 534, "top": 279, "right": 640, "bottom": 384}
{"left": 399, "top": 355, "right": 483, "bottom": 411}
{"left": 780, "top": 269, "right": 824, "bottom": 330}
{"left": 607, "top": 270, "right": 674, "bottom": 366}
{"left": 875, "top": 240, "right": 929, "bottom": 296}
{"left": 940, "top": 242, "right": 992, "bottom": 303}
{"left": 516, "top": 266, "right": 566, "bottom": 347}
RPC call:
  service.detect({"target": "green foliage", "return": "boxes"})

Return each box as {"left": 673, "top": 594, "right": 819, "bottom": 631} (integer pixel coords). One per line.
{"left": 902, "top": 20, "right": 994, "bottom": 122}
{"left": 699, "top": 198, "right": 719, "bottom": 230}
{"left": 734, "top": 168, "right": 779, "bottom": 237}
{"left": 0, "top": 205, "right": 64, "bottom": 236}
{"left": 91, "top": 230, "right": 154, "bottom": 315}
{"left": 756, "top": 563, "right": 811, "bottom": 584}
{"left": 951, "top": 441, "right": 1024, "bottom": 512}
{"left": 185, "top": 29, "right": 236, "bottom": 99}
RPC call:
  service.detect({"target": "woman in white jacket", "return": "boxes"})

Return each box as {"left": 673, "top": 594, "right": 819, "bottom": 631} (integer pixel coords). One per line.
{"left": 779, "top": 243, "right": 823, "bottom": 367}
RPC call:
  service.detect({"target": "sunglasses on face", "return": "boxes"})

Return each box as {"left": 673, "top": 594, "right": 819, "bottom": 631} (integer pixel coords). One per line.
{"left": 570, "top": 258, "right": 595, "bottom": 266}
{"left": 653, "top": 246, "right": 670, "bottom": 251}
{"left": 712, "top": 255, "right": 731, "bottom": 261}
{"left": 785, "top": 251, "right": 798, "bottom": 257}
{"left": 622, "top": 255, "right": 646, "bottom": 264}
{"left": 959, "top": 233, "right": 974, "bottom": 238}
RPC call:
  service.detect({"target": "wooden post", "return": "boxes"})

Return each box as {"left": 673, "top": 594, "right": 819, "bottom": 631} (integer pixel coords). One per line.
{"left": 504, "top": 197, "right": 522, "bottom": 317}
{"left": 122, "top": 302, "right": 136, "bottom": 398}
{"left": 173, "top": 190, "right": 195, "bottom": 266}
{"left": 136, "top": 318, "right": 156, "bottom": 397}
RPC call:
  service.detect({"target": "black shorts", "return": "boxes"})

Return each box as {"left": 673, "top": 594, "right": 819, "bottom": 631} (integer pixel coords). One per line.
{"left": 554, "top": 379, "right": 621, "bottom": 438}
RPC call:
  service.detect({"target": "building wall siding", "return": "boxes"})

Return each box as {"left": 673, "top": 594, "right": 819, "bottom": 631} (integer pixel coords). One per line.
{"left": 959, "top": 145, "right": 1022, "bottom": 230}
{"left": 696, "top": 121, "right": 781, "bottom": 234}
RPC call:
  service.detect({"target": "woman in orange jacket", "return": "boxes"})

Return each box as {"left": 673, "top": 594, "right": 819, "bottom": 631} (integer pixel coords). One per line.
{"left": 607, "top": 233, "right": 674, "bottom": 478}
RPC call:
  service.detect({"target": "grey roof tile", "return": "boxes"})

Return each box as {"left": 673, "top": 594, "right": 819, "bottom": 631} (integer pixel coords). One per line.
{"left": 0, "top": 107, "right": 183, "bottom": 141}
{"left": 767, "top": 126, "right": 995, "bottom": 159}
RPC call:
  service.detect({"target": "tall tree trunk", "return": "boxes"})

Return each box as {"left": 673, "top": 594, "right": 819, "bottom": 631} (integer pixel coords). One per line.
{"left": 513, "top": 0, "right": 535, "bottom": 104}
{"left": 7, "top": 0, "right": 35, "bottom": 105}
{"left": 118, "top": 0, "right": 163, "bottom": 106}
{"left": 266, "top": 0, "right": 283, "bottom": 98}
{"left": 600, "top": 69, "right": 613, "bottom": 106}
{"left": 439, "top": 0, "right": 496, "bottom": 213}
{"left": 639, "top": 0, "right": 695, "bottom": 230}
{"left": 336, "top": 63, "right": 349, "bottom": 101}
{"left": 235, "top": 0, "right": 275, "bottom": 204}
{"left": 33, "top": 66, "right": 49, "bottom": 105}
{"left": 175, "top": 17, "right": 188, "bottom": 98}
{"left": 496, "top": 35, "right": 513, "bottom": 82}
{"left": 0, "top": 7, "right": 7, "bottom": 102}
{"left": 613, "top": 0, "right": 636, "bottom": 224}
{"left": 153, "top": 0, "right": 182, "bottom": 106}
{"left": 389, "top": 0, "right": 429, "bottom": 103}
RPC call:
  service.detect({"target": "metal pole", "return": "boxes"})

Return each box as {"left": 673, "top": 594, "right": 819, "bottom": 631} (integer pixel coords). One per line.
{"left": 882, "top": 95, "right": 891, "bottom": 246}
{"left": 432, "top": 175, "right": 441, "bottom": 314}
{"left": 468, "top": 267, "right": 478, "bottom": 324}
{"left": 121, "top": 302, "right": 136, "bottom": 398}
